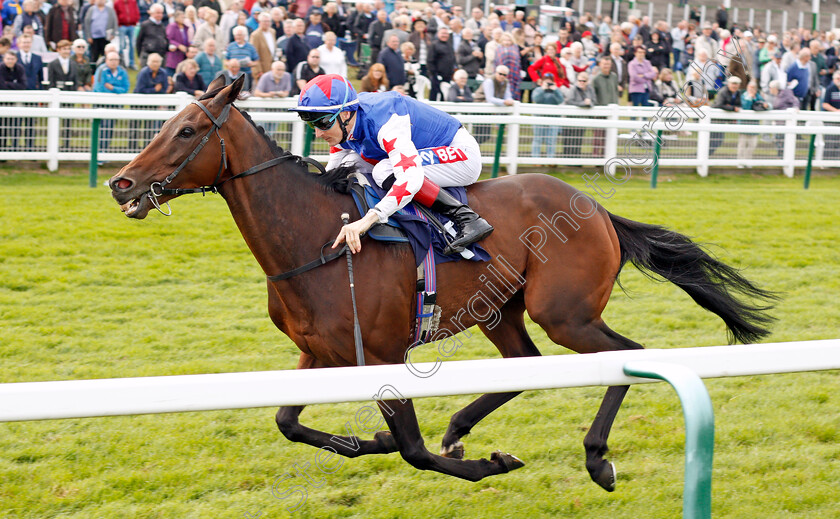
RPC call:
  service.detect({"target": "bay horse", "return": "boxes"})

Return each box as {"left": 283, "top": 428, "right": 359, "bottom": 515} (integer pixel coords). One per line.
{"left": 109, "top": 76, "right": 775, "bottom": 488}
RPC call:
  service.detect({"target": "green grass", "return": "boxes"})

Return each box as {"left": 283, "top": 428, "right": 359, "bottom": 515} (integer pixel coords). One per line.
{"left": 1, "top": 165, "right": 838, "bottom": 519}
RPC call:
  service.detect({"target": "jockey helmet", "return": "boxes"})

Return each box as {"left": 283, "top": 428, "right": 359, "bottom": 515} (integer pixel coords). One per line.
{"left": 291, "top": 74, "right": 359, "bottom": 141}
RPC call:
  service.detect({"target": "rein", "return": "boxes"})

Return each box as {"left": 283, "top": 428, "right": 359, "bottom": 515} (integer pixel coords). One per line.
{"left": 145, "top": 98, "right": 341, "bottom": 282}
{"left": 147, "top": 100, "right": 325, "bottom": 214}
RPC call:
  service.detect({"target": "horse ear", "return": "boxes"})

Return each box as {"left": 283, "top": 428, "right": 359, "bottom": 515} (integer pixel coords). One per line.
{"left": 209, "top": 74, "right": 246, "bottom": 109}
{"left": 205, "top": 74, "right": 227, "bottom": 93}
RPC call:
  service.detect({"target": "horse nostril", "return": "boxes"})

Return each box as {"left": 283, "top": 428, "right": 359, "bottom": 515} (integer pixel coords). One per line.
{"left": 111, "top": 177, "right": 133, "bottom": 191}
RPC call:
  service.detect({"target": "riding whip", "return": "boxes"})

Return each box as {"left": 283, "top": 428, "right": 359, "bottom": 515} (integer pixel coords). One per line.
{"left": 341, "top": 213, "right": 366, "bottom": 366}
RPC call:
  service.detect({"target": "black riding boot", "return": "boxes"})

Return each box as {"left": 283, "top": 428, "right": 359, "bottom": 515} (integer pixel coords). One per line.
{"left": 413, "top": 178, "right": 493, "bottom": 255}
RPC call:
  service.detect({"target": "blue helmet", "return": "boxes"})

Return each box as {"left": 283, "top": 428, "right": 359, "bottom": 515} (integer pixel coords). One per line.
{"left": 290, "top": 74, "right": 359, "bottom": 115}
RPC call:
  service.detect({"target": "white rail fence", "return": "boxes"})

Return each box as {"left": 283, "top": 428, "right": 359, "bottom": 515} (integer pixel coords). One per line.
{"left": 1, "top": 89, "right": 839, "bottom": 177}
{"left": 0, "top": 340, "right": 838, "bottom": 422}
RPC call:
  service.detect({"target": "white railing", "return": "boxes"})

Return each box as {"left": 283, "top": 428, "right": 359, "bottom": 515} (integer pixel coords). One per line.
{"left": 1, "top": 89, "right": 839, "bottom": 177}
{"left": 0, "top": 340, "right": 838, "bottom": 422}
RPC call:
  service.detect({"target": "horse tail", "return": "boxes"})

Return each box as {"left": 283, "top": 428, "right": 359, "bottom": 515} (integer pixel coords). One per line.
{"left": 607, "top": 212, "right": 778, "bottom": 344}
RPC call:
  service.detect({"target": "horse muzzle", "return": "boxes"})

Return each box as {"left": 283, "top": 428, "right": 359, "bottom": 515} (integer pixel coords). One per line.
{"left": 109, "top": 175, "right": 155, "bottom": 219}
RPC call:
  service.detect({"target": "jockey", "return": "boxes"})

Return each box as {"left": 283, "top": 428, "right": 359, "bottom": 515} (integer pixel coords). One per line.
{"left": 290, "top": 74, "right": 494, "bottom": 255}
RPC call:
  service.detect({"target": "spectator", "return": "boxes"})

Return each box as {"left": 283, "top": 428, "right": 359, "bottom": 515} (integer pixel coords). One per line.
{"left": 786, "top": 48, "right": 811, "bottom": 109}
{"left": 761, "top": 50, "right": 785, "bottom": 95}
{"left": 737, "top": 80, "right": 766, "bottom": 166}
{"left": 254, "top": 60, "right": 291, "bottom": 97}
{"left": 400, "top": 40, "right": 421, "bottom": 97}
{"left": 563, "top": 71, "right": 596, "bottom": 157}
{"left": 606, "top": 42, "right": 628, "bottom": 96}
{"left": 22, "top": 24, "right": 48, "bottom": 55}
{"left": 360, "top": 61, "right": 388, "bottom": 92}
{"left": 464, "top": 7, "right": 485, "bottom": 33}
{"left": 646, "top": 31, "right": 668, "bottom": 70}
{"left": 821, "top": 71, "right": 840, "bottom": 159}
{"left": 481, "top": 64, "right": 514, "bottom": 106}
{"left": 275, "top": 19, "right": 294, "bottom": 61}
{"left": 195, "top": 38, "right": 222, "bottom": 86}
{"left": 592, "top": 55, "right": 619, "bottom": 105}
{"left": 806, "top": 42, "right": 822, "bottom": 110}
{"left": 174, "top": 58, "right": 205, "bottom": 95}
{"left": 214, "top": 58, "right": 251, "bottom": 92}
{"left": 114, "top": 0, "right": 140, "bottom": 70}
{"left": 352, "top": 0, "right": 374, "bottom": 64}
{"left": 456, "top": 27, "right": 482, "bottom": 79}
{"left": 12, "top": 0, "right": 45, "bottom": 37}
{"left": 193, "top": 8, "right": 222, "bottom": 50}
{"left": 1, "top": 0, "right": 23, "bottom": 29}
{"left": 268, "top": 7, "right": 285, "bottom": 38}
{"left": 323, "top": 2, "right": 345, "bottom": 41}
{"left": 694, "top": 22, "right": 719, "bottom": 60}
{"left": 377, "top": 34, "right": 404, "bottom": 88}
{"left": 811, "top": 40, "right": 830, "bottom": 89}
{"left": 250, "top": 12, "right": 276, "bottom": 79}
{"left": 72, "top": 39, "right": 93, "bottom": 90}
{"left": 580, "top": 31, "right": 598, "bottom": 60}
{"left": 47, "top": 39, "right": 79, "bottom": 90}
{"left": 670, "top": 20, "right": 688, "bottom": 69}
{"left": 226, "top": 25, "right": 259, "bottom": 83}
{"left": 652, "top": 68, "right": 681, "bottom": 105}
{"left": 136, "top": 3, "right": 168, "bottom": 69}
{"left": 710, "top": 75, "right": 741, "bottom": 156}
{"left": 15, "top": 34, "right": 43, "bottom": 89}
{"left": 366, "top": 9, "right": 391, "bottom": 64}
{"left": 304, "top": 7, "right": 329, "bottom": 50}
{"left": 628, "top": 45, "right": 657, "bottom": 106}
{"left": 165, "top": 10, "right": 191, "bottom": 73}
{"left": 134, "top": 51, "right": 168, "bottom": 92}
{"left": 715, "top": 4, "right": 728, "bottom": 30}
{"left": 284, "top": 19, "right": 309, "bottom": 74}
{"left": 318, "top": 31, "right": 347, "bottom": 77}
{"left": 407, "top": 18, "right": 431, "bottom": 77}
{"left": 445, "top": 68, "right": 473, "bottom": 102}
{"left": 382, "top": 15, "right": 409, "bottom": 47}
{"left": 84, "top": 0, "right": 118, "bottom": 63}
{"left": 218, "top": 0, "right": 241, "bottom": 48}
{"left": 197, "top": 0, "right": 222, "bottom": 19}
{"left": 758, "top": 35, "right": 778, "bottom": 72}
{"left": 292, "top": 47, "right": 323, "bottom": 95}
{"left": 44, "top": 0, "right": 76, "bottom": 51}
{"left": 183, "top": 6, "right": 200, "bottom": 40}
{"left": 0, "top": 50, "right": 26, "bottom": 88}
{"left": 93, "top": 52, "right": 129, "bottom": 153}
{"left": 494, "top": 31, "right": 521, "bottom": 101}
{"left": 528, "top": 42, "right": 569, "bottom": 92}
{"left": 483, "top": 27, "right": 502, "bottom": 73}
{"left": 427, "top": 26, "right": 456, "bottom": 101}
{"left": 531, "top": 73, "right": 563, "bottom": 158}
{"left": 690, "top": 48, "right": 720, "bottom": 92}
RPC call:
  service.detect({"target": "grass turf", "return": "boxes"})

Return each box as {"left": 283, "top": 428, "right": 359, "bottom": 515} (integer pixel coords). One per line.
{"left": 0, "top": 165, "right": 838, "bottom": 518}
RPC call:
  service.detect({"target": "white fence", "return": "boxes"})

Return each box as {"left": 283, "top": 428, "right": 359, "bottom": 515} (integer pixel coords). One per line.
{"left": 1, "top": 89, "right": 839, "bottom": 177}
{"left": 0, "top": 340, "right": 838, "bottom": 422}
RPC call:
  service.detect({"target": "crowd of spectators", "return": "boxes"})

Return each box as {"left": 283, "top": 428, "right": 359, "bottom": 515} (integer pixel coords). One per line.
{"left": 2, "top": 0, "right": 840, "bottom": 160}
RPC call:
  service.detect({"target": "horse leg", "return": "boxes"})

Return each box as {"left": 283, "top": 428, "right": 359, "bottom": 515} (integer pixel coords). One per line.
{"left": 440, "top": 294, "right": 541, "bottom": 459}
{"left": 537, "top": 315, "right": 644, "bottom": 492}
{"left": 275, "top": 353, "right": 399, "bottom": 458}
{"left": 377, "top": 397, "right": 524, "bottom": 482}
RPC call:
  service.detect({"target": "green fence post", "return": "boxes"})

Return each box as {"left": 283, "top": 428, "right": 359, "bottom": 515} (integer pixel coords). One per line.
{"left": 804, "top": 133, "right": 816, "bottom": 190}
{"left": 623, "top": 361, "right": 714, "bottom": 519}
{"left": 651, "top": 130, "right": 663, "bottom": 189}
{"left": 303, "top": 125, "right": 314, "bottom": 157}
{"left": 491, "top": 124, "right": 506, "bottom": 178}
{"left": 89, "top": 118, "right": 101, "bottom": 188}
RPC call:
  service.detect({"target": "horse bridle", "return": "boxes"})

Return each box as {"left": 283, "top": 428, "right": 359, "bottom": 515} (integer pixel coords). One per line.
{"left": 146, "top": 99, "right": 320, "bottom": 216}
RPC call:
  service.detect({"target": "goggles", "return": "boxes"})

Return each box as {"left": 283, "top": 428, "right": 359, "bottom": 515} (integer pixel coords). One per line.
{"left": 299, "top": 111, "right": 338, "bottom": 131}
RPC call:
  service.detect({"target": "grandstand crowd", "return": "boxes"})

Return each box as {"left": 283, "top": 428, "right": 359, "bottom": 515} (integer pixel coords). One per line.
{"left": 1, "top": 0, "right": 840, "bottom": 160}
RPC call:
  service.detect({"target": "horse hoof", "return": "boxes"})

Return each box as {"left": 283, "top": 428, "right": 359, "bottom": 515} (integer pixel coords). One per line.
{"left": 374, "top": 430, "right": 398, "bottom": 453}
{"left": 592, "top": 461, "right": 616, "bottom": 492}
{"left": 491, "top": 450, "right": 525, "bottom": 472}
{"left": 440, "top": 441, "right": 465, "bottom": 459}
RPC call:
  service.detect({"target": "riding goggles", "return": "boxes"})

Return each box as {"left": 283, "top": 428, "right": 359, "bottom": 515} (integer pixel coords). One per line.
{"left": 300, "top": 111, "right": 338, "bottom": 131}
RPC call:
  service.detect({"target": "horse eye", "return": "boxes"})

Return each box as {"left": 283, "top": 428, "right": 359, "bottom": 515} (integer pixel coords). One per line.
{"left": 179, "top": 127, "right": 195, "bottom": 138}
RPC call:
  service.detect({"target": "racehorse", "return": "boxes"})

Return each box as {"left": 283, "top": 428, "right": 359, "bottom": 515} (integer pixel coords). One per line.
{"left": 109, "top": 76, "right": 776, "bottom": 488}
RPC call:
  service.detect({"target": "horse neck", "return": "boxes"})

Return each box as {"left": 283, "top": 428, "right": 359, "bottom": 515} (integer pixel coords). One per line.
{"left": 218, "top": 117, "right": 346, "bottom": 278}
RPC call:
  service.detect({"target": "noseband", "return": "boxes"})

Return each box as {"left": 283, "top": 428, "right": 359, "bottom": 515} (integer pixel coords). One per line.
{"left": 146, "top": 99, "right": 320, "bottom": 216}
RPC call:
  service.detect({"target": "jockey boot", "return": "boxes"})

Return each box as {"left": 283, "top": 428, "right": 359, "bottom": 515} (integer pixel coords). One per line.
{"left": 414, "top": 177, "right": 494, "bottom": 255}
